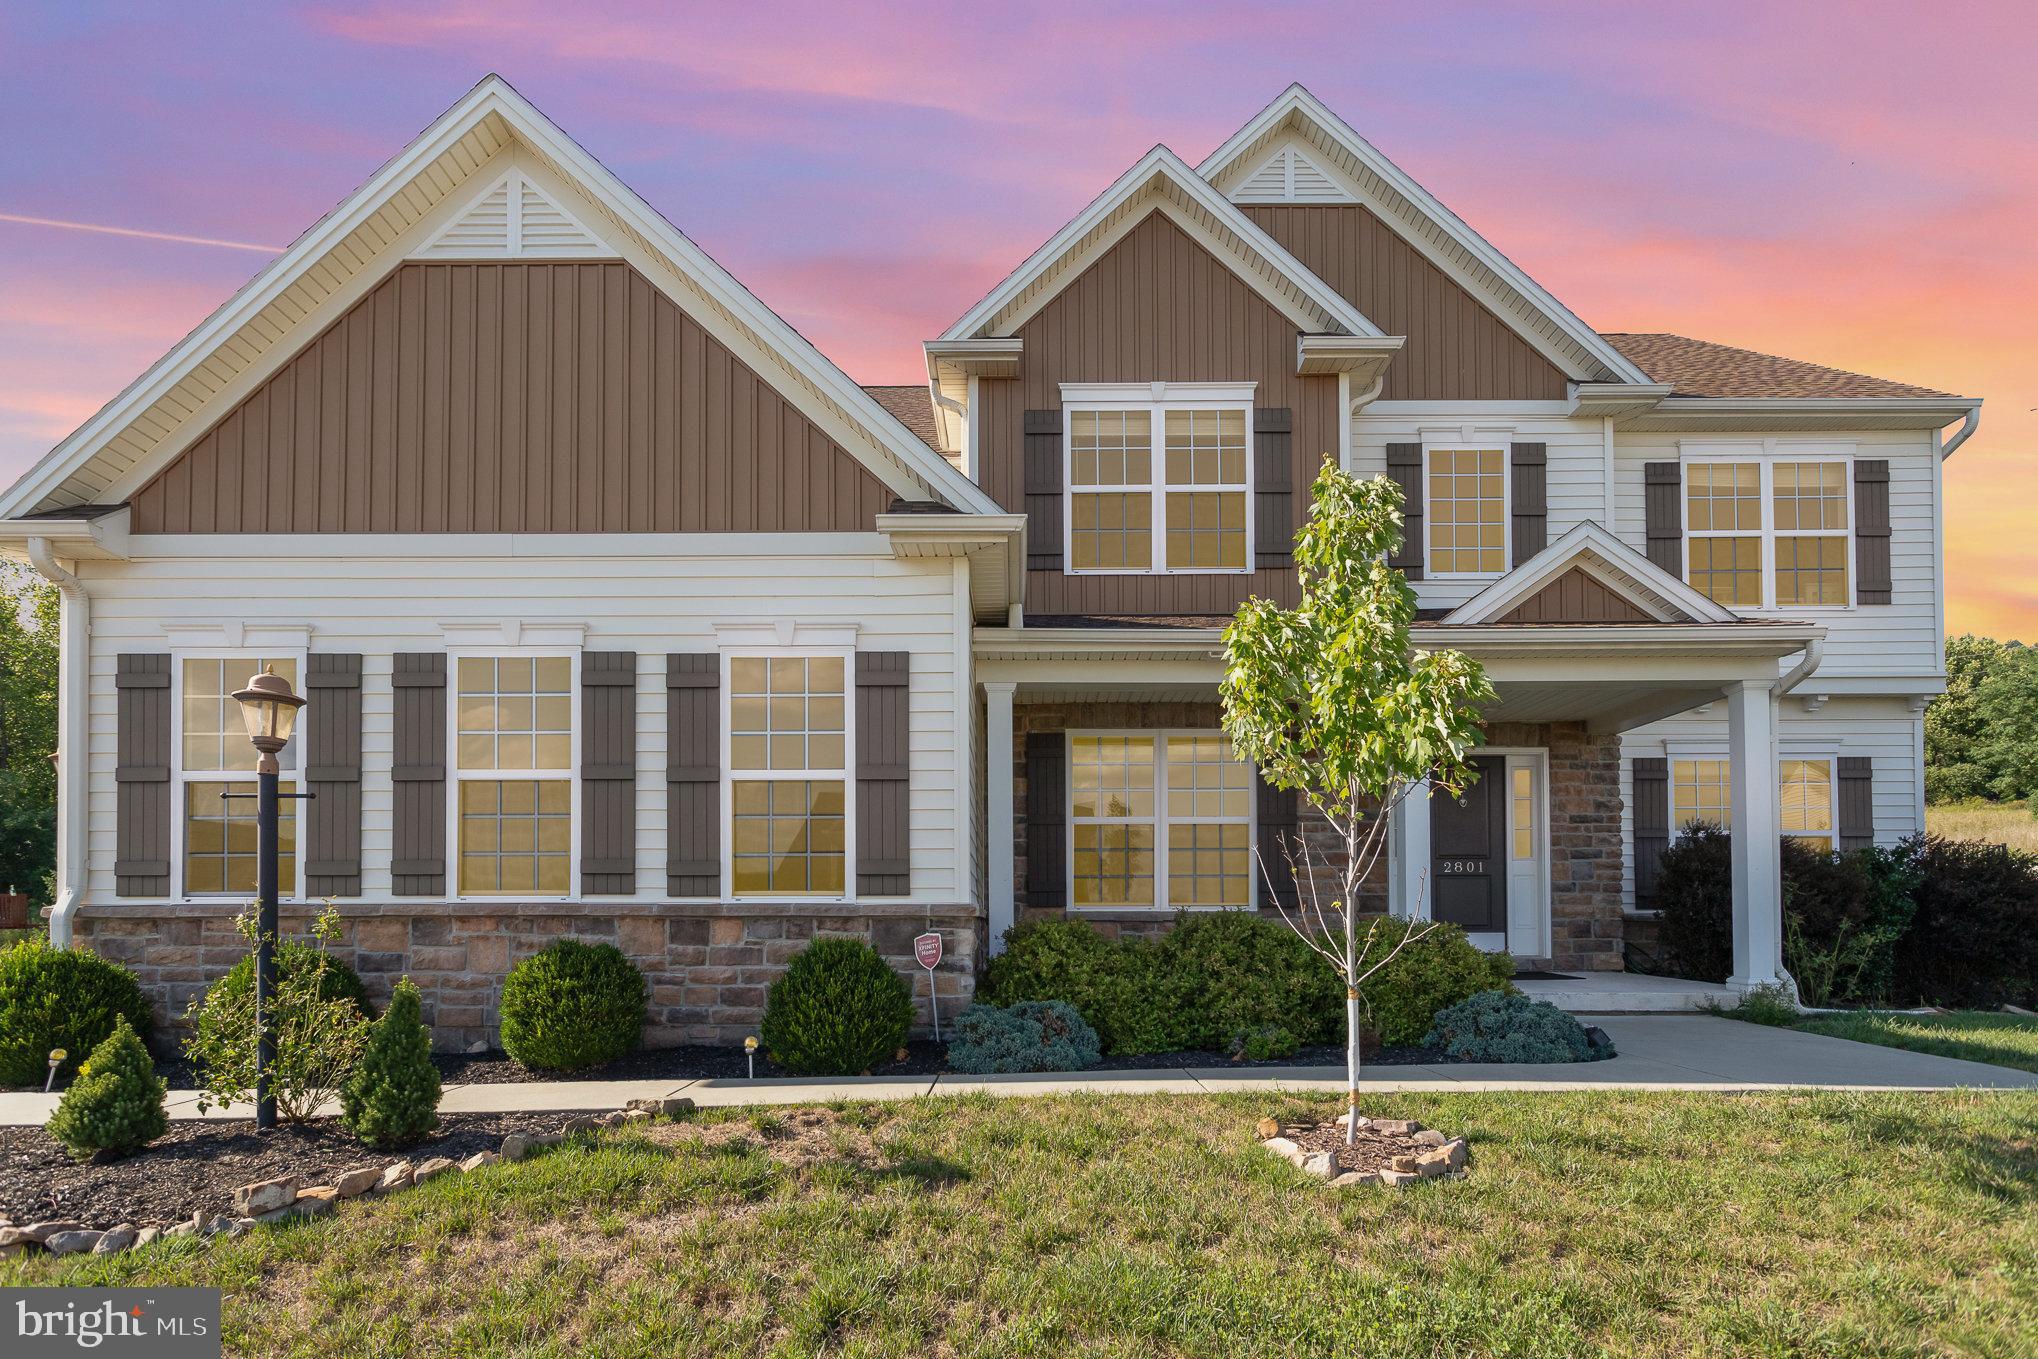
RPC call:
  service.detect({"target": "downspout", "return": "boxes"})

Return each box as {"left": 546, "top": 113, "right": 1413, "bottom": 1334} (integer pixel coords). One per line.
{"left": 1347, "top": 373, "right": 1385, "bottom": 416}
{"left": 26, "top": 538, "right": 89, "bottom": 948}
{"left": 1938, "top": 406, "right": 1980, "bottom": 461}
{"left": 1778, "top": 637, "right": 1825, "bottom": 696}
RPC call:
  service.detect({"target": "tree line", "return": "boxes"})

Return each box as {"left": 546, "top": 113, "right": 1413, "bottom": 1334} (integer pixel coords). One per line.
{"left": 1925, "top": 634, "right": 2038, "bottom": 805}
{"left": 0, "top": 565, "right": 57, "bottom": 905}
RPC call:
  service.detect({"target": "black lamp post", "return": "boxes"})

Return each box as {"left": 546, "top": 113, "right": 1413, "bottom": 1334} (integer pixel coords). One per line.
{"left": 230, "top": 666, "right": 305, "bottom": 1131}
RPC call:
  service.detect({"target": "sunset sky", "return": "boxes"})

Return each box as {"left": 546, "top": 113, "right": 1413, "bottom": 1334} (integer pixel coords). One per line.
{"left": 2, "top": 3, "right": 2031, "bottom": 637}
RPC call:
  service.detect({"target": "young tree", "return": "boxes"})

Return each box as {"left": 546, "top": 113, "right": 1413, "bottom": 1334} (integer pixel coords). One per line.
{"left": 1221, "top": 459, "right": 1493, "bottom": 1144}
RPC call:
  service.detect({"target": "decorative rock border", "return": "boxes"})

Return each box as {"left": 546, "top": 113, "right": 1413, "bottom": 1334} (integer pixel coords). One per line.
{"left": 0, "top": 1096, "right": 696, "bottom": 1260}
{"left": 1256, "top": 1113, "right": 1469, "bottom": 1187}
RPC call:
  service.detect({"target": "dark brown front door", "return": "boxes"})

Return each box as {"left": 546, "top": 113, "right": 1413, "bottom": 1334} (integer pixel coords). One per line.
{"left": 1431, "top": 755, "right": 1506, "bottom": 932}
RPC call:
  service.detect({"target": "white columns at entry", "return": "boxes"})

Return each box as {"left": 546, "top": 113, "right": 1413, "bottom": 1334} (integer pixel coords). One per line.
{"left": 1387, "top": 779, "right": 1432, "bottom": 919}
{"left": 1725, "top": 679, "right": 1785, "bottom": 989}
{"left": 984, "top": 681, "right": 1017, "bottom": 955}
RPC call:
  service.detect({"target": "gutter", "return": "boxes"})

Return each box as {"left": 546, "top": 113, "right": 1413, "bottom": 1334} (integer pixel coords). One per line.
{"left": 26, "top": 538, "right": 89, "bottom": 947}
{"left": 1938, "top": 404, "right": 1981, "bottom": 460}
{"left": 1777, "top": 637, "right": 1825, "bottom": 695}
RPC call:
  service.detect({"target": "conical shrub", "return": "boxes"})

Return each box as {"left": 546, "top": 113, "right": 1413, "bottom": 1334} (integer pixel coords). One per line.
{"left": 340, "top": 978, "right": 441, "bottom": 1149}
{"left": 45, "top": 1015, "right": 167, "bottom": 1161}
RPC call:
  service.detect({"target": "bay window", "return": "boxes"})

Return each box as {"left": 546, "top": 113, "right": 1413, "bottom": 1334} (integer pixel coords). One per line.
{"left": 1070, "top": 731, "right": 1252, "bottom": 910}
{"left": 1065, "top": 389, "right": 1250, "bottom": 574}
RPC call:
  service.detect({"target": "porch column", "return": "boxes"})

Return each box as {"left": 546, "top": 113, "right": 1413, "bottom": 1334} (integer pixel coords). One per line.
{"left": 985, "top": 681, "right": 1017, "bottom": 955}
{"left": 1388, "top": 779, "right": 1432, "bottom": 919}
{"left": 1726, "top": 679, "right": 1784, "bottom": 989}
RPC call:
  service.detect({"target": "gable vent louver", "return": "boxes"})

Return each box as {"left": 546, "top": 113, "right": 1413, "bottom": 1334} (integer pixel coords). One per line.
{"left": 1229, "top": 144, "right": 1356, "bottom": 204}
{"left": 414, "top": 168, "right": 615, "bottom": 259}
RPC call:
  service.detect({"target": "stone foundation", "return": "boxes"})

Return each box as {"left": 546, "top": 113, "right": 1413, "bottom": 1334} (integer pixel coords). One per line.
{"left": 72, "top": 901, "right": 979, "bottom": 1052}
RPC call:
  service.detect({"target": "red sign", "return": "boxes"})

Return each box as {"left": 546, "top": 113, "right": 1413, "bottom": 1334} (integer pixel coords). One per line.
{"left": 913, "top": 931, "right": 943, "bottom": 970}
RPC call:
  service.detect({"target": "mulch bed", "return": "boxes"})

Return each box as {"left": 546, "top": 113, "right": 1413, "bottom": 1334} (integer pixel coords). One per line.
{"left": 1284, "top": 1118, "right": 1460, "bottom": 1177}
{"left": 0, "top": 1112, "right": 559, "bottom": 1230}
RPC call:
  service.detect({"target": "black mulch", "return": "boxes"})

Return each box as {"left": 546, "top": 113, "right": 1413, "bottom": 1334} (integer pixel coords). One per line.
{"left": 0, "top": 1112, "right": 562, "bottom": 1231}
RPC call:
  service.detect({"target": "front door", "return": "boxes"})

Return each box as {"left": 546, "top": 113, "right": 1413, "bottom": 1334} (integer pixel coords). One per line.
{"left": 1431, "top": 754, "right": 1506, "bottom": 934}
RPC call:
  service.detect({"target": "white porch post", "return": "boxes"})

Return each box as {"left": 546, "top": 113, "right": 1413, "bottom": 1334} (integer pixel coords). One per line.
{"left": 985, "top": 681, "right": 1017, "bottom": 955}
{"left": 1388, "top": 779, "right": 1432, "bottom": 919}
{"left": 1726, "top": 679, "right": 1784, "bottom": 989}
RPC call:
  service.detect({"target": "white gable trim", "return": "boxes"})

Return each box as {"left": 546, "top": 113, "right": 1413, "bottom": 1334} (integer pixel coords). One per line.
{"left": 1199, "top": 87, "right": 1653, "bottom": 386}
{"left": 1444, "top": 520, "right": 1737, "bottom": 625}
{"left": 2, "top": 76, "right": 1001, "bottom": 521}
{"left": 938, "top": 145, "right": 1381, "bottom": 342}
{"left": 413, "top": 166, "right": 614, "bottom": 259}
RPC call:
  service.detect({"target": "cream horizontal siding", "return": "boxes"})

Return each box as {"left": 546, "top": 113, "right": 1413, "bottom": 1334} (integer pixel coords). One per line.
{"left": 78, "top": 546, "right": 966, "bottom": 906}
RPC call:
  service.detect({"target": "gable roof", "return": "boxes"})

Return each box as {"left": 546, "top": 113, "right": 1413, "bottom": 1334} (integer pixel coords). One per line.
{"left": 1601, "top": 333, "right": 1954, "bottom": 400}
{"left": 1, "top": 76, "right": 1001, "bottom": 521}
{"left": 1443, "top": 521, "right": 1738, "bottom": 626}
{"left": 861, "top": 385, "right": 944, "bottom": 454}
{"left": 1198, "top": 85, "right": 1653, "bottom": 387}
{"left": 937, "top": 144, "right": 1386, "bottom": 342}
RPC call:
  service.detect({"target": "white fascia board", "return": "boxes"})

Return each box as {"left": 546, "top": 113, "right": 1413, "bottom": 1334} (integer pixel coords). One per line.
{"left": 1444, "top": 520, "right": 1737, "bottom": 625}
{"left": 1196, "top": 85, "right": 1655, "bottom": 387}
{"left": 1627, "top": 396, "right": 1983, "bottom": 432}
{"left": 0, "top": 506, "right": 132, "bottom": 562}
{"left": 937, "top": 144, "right": 1380, "bottom": 343}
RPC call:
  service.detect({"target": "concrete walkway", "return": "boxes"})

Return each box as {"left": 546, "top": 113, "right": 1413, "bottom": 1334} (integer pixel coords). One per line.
{"left": 1, "top": 1016, "right": 2031, "bottom": 1125}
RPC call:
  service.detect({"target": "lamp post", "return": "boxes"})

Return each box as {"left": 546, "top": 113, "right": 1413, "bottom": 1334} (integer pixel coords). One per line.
{"left": 230, "top": 666, "right": 305, "bottom": 1131}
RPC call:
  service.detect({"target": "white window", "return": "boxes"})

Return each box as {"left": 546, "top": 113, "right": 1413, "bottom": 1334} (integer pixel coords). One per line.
{"left": 1778, "top": 758, "right": 1835, "bottom": 850}
{"left": 1069, "top": 731, "right": 1253, "bottom": 910}
{"left": 1064, "top": 386, "right": 1251, "bottom": 574}
{"left": 454, "top": 656, "right": 575, "bottom": 896}
{"left": 726, "top": 655, "right": 850, "bottom": 897}
{"left": 1426, "top": 447, "right": 1507, "bottom": 574}
{"left": 1670, "top": 758, "right": 1733, "bottom": 833}
{"left": 1683, "top": 456, "right": 1851, "bottom": 609}
{"left": 176, "top": 656, "right": 301, "bottom": 897}
{"left": 1670, "top": 756, "right": 1836, "bottom": 849}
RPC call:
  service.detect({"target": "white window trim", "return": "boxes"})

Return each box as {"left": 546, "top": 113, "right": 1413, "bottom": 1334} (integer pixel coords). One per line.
{"left": 1680, "top": 448, "right": 1855, "bottom": 613}
{"left": 720, "top": 647, "right": 858, "bottom": 903}
{"left": 1420, "top": 438, "right": 1511, "bottom": 580}
{"left": 444, "top": 646, "right": 581, "bottom": 902}
{"left": 1065, "top": 729, "right": 1256, "bottom": 913}
{"left": 1778, "top": 753, "right": 1838, "bottom": 849}
{"left": 169, "top": 647, "right": 310, "bottom": 903}
{"left": 1061, "top": 381, "right": 1257, "bottom": 577}
{"left": 1663, "top": 748, "right": 1841, "bottom": 845}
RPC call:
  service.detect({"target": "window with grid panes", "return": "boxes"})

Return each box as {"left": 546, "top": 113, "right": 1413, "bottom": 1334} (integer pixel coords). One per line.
{"left": 1684, "top": 462, "right": 1764, "bottom": 606}
{"left": 1779, "top": 758, "right": 1835, "bottom": 850}
{"left": 1070, "top": 732, "right": 1252, "bottom": 910}
{"left": 1068, "top": 410, "right": 1154, "bottom": 571}
{"left": 179, "top": 657, "right": 298, "bottom": 895}
{"left": 1672, "top": 758, "right": 1733, "bottom": 833}
{"left": 1772, "top": 462, "right": 1850, "bottom": 606}
{"left": 455, "top": 656, "right": 573, "bottom": 896}
{"left": 1067, "top": 401, "right": 1251, "bottom": 574}
{"left": 1162, "top": 409, "right": 1247, "bottom": 569}
{"left": 728, "top": 656, "right": 847, "bottom": 896}
{"left": 1426, "top": 448, "right": 1505, "bottom": 573}
{"left": 1684, "top": 458, "right": 1851, "bottom": 608}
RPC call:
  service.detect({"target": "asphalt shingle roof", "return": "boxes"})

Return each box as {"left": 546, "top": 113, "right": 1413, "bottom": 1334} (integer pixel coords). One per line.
{"left": 861, "top": 384, "right": 944, "bottom": 452}
{"left": 1600, "top": 333, "right": 1954, "bottom": 400}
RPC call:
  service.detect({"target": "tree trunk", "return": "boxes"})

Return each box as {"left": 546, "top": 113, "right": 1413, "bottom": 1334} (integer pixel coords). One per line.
{"left": 1345, "top": 910, "right": 1360, "bottom": 1146}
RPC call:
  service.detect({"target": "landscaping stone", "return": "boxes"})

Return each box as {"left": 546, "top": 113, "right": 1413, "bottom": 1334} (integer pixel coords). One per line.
{"left": 621, "top": 1109, "right": 653, "bottom": 1124}
{"left": 1370, "top": 1119, "right": 1423, "bottom": 1136}
{"left": 44, "top": 1230, "right": 104, "bottom": 1255}
{"left": 1414, "top": 1151, "right": 1454, "bottom": 1178}
{"left": 1437, "top": 1138, "right": 1469, "bottom": 1170}
{"left": 295, "top": 1187, "right": 340, "bottom": 1213}
{"left": 0, "top": 1227, "right": 34, "bottom": 1248}
{"left": 561, "top": 1116, "right": 599, "bottom": 1135}
{"left": 458, "top": 1151, "right": 497, "bottom": 1173}
{"left": 22, "top": 1220, "right": 84, "bottom": 1243}
{"left": 92, "top": 1224, "right": 137, "bottom": 1254}
{"left": 597, "top": 1111, "right": 628, "bottom": 1128}
{"left": 163, "top": 1221, "right": 197, "bottom": 1239}
{"left": 626, "top": 1097, "right": 696, "bottom": 1119}
{"left": 1255, "top": 1117, "right": 1282, "bottom": 1139}
{"left": 1329, "top": 1171, "right": 1384, "bottom": 1188}
{"left": 377, "top": 1163, "right": 414, "bottom": 1194}
{"left": 1260, "top": 1136, "right": 1305, "bottom": 1167}
{"left": 1410, "top": 1129, "right": 1447, "bottom": 1147}
{"left": 334, "top": 1166, "right": 382, "bottom": 1199}
{"left": 134, "top": 1227, "right": 159, "bottom": 1249}
{"left": 412, "top": 1157, "right": 456, "bottom": 1183}
{"left": 1334, "top": 1112, "right": 1372, "bottom": 1129}
{"left": 232, "top": 1174, "right": 300, "bottom": 1216}
{"left": 1379, "top": 1168, "right": 1420, "bottom": 1187}
{"left": 1301, "top": 1151, "right": 1338, "bottom": 1179}
{"left": 1388, "top": 1155, "right": 1421, "bottom": 1173}
{"left": 227, "top": 1218, "right": 256, "bottom": 1237}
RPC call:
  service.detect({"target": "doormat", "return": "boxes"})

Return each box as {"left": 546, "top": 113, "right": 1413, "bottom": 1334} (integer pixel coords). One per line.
{"left": 1508, "top": 970, "right": 1582, "bottom": 981}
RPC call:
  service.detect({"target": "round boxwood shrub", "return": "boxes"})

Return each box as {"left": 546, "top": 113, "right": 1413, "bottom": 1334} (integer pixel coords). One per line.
{"left": 207, "top": 939, "right": 373, "bottom": 1020}
{"left": 1363, "top": 918, "right": 1516, "bottom": 1047}
{"left": 1424, "top": 990, "right": 1608, "bottom": 1063}
{"left": 947, "top": 1000, "right": 1101, "bottom": 1074}
{"left": 498, "top": 940, "right": 646, "bottom": 1072}
{"left": 760, "top": 937, "right": 915, "bottom": 1076}
{"left": 0, "top": 938, "right": 154, "bottom": 1088}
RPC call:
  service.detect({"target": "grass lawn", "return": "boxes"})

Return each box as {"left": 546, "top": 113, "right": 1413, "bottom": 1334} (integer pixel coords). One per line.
{"left": 1926, "top": 799, "right": 2038, "bottom": 853}
{"left": 6, "top": 1090, "right": 2036, "bottom": 1358}
{"left": 1795, "top": 1010, "right": 2038, "bottom": 1075}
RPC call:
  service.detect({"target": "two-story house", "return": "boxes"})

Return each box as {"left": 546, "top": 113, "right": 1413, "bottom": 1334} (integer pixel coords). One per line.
{"left": 0, "top": 79, "right": 1978, "bottom": 1045}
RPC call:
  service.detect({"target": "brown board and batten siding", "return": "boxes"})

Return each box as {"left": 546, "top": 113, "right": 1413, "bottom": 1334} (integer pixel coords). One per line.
{"left": 132, "top": 261, "right": 895, "bottom": 534}
{"left": 1241, "top": 204, "right": 1570, "bottom": 401}
{"left": 974, "top": 212, "right": 1340, "bottom": 615}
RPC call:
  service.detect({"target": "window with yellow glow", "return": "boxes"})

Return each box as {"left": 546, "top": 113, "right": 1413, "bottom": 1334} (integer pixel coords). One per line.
{"left": 1510, "top": 765, "right": 1535, "bottom": 861}
{"left": 1685, "top": 462, "right": 1763, "bottom": 605}
{"left": 1069, "top": 409, "right": 1153, "bottom": 571}
{"left": 456, "top": 656, "right": 574, "bottom": 896}
{"left": 178, "top": 656, "right": 300, "bottom": 896}
{"left": 1683, "top": 459, "right": 1851, "bottom": 608}
{"left": 1773, "top": 463, "right": 1850, "bottom": 606}
{"left": 1067, "top": 403, "right": 1251, "bottom": 574}
{"left": 1779, "top": 759, "right": 1834, "bottom": 850}
{"left": 729, "top": 656, "right": 848, "bottom": 897}
{"left": 1070, "top": 732, "right": 1251, "bottom": 910}
{"left": 1426, "top": 448, "right": 1505, "bottom": 573}
{"left": 1162, "top": 409, "right": 1247, "bottom": 569}
{"left": 1672, "top": 759, "right": 1733, "bottom": 832}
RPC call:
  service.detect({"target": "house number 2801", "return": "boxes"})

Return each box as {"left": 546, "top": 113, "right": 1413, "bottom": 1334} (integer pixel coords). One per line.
{"left": 1438, "top": 860, "right": 1486, "bottom": 875}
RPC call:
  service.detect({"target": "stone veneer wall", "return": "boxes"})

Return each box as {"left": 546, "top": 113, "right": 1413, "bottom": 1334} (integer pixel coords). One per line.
{"left": 72, "top": 901, "right": 980, "bottom": 1053}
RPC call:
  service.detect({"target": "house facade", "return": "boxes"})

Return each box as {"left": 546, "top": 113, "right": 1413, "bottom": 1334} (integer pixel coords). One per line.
{"left": 0, "top": 80, "right": 1978, "bottom": 1046}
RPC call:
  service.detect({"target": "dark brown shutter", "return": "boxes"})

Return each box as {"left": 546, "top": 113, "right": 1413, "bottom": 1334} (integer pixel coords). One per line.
{"left": 114, "top": 654, "right": 171, "bottom": 896}
{"left": 1510, "top": 442, "right": 1548, "bottom": 566}
{"left": 855, "top": 652, "right": 911, "bottom": 895}
{"left": 1385, "top": 442, "right": 1423, "bottom": 579}
{"left": 580, "top": 651, "right": 637, "bottom": 894}
{"left": 1644, "top": 462, "right": 1682, "bottom": 577}
{"left": 390, "top": 653, "right": 447, "bottom": 896}
{"left": 1023, "top": 409, "right": 1064, "bottom": 571}
{"left": 1023, "top": 730, "right": 1066, "bottom": 909}
{"left": 1254, "top": 407, "right": 1294, "bottom": 569}
{"left": 666, "top": 654, "right": 720, "bottom": 896}
{"left": 1837, "top": 757, "right": 1874, "bottom": 851}
{"left": 1255, "top": 771, "right": 1300, "bottom": 911}
{"left": 1853, "top": 459, "right": 1892, "bottom": 605}
{"left": 1631, "top": 756, "right": 1669, "bottom": 907}
{"left": 304, "top": 654, "right": 363, "bottom": 897}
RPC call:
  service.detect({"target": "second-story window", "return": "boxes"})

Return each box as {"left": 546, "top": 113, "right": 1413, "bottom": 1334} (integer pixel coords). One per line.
{"left": 1066, "top": 393, "right": 1250, "bottom": 574}
{"left": 1684, "top": 456, "right": 1851, "bottom": 609}
{"left": 1426, "top": 447, "right": 1506, "bottom": 574}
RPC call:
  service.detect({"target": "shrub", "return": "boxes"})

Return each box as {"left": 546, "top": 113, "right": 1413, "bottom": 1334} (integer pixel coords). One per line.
{"left": 1423, "top": 990, "right": 1603, "bottom": 1063}
{"left": 1705, "top": 983, "right": 1799, "bottom": 1027}
{"left": 45, "top": 1015, "right": 167, "bottom": 1161}
{"left": 0, "top": 937, "right": 154, "bottom": 1088}
{"left": 1151, "top": 911, "right": 1344, "bottom": 1050}
{"left": 761, "top": 937, "right": 916, "bottom": 1076}
{"left": 341, "top": 978, "right": 441, "bottom": 1148}
{"left": 1230, "top": 1024, "right": 1299, "bottom": 1062}
{"left": 209, "top": 941, "right": 373, "bottom": 1020}
{"left": 185, "top": 908, "right": 369, "bottom": 1121}
{"left": 1892, "top": 836, "right": 2038, "bottom": 1008}
{"left": 1362, "top": 917, "right": 1515, "bottom": 1047}
{"left": 946, "top": 1000, "right": 1100, "bottom": 1074}
{"left": 1652, "top": 823, "right": 1735, "bottom": 982}
{"left": 980, "top": 919, "right": 1174, "bottom": 1052}
{"left": 499, "top": 940, "right": 646, "bottom": 1072}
